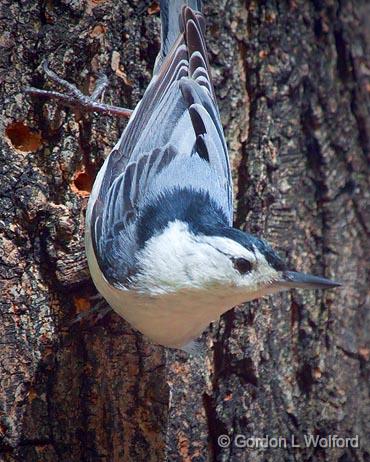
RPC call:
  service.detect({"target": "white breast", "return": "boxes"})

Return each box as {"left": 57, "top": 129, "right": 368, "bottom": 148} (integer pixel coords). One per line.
{"left": 85, "top": 223, "right": 254, "bottom": 348}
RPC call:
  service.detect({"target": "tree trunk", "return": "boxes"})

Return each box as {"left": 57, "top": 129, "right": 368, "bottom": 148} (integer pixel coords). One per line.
{"left": 0, "top": 0, "right": 368, "bottom": 461}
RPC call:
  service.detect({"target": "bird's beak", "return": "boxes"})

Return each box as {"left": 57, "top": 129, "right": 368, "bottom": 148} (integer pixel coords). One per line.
{"left": 277, "top": 271, "right": 341, "bottom": 290}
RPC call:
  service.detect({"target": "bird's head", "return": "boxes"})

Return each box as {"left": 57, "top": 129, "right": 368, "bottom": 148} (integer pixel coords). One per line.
{"left": 133, "top": 220, "right": 340, "bottom": 297}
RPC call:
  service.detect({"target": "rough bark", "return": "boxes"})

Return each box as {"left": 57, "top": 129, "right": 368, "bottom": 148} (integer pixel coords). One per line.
{"left": 0, "top": 1, "right": 368, "bottom": 461}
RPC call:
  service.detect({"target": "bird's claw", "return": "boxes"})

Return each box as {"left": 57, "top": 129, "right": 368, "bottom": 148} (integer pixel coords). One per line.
{"left": 69, "top": 298, "right": 112, "bottom": 327}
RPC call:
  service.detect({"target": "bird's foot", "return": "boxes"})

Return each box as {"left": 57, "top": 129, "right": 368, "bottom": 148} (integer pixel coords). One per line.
{"left": 69, "top": 296, "right": 112, "bottom": 327}
{"left": 25, "top": 61, "right": 132, "bottom": 118}
{"left": 180, "top": 340, "right": 204, "bottom": 356}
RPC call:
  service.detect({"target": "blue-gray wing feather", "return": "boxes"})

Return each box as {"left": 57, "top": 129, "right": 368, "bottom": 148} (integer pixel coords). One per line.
{"left": 89, "top": 5, "right": 232, "bottom": 286}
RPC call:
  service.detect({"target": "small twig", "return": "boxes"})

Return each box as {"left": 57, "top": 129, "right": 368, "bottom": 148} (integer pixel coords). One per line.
{"left": 90, "top": 74, "right": 109, "bottom": 101}
{"left": 24, "top": 61, "right": 132, "bottom": 118}
{"left": 25, "top": 87, "right": 133, "bottom": 117}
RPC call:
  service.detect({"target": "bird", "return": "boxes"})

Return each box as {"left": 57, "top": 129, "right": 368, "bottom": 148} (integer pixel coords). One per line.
{"left": 83, "top": 0, "right": 340, "bottom": 352}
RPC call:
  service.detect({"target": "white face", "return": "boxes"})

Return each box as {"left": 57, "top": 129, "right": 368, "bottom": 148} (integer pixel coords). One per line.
{"left": 132, "top": 220, "right": 281, "bottom": 296}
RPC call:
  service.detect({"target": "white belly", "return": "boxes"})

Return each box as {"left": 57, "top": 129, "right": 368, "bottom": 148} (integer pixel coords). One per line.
{"left": 85, "top": 226, "right": 250, "bottom": 348}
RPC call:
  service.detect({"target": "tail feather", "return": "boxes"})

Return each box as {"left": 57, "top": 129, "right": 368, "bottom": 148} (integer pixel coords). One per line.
{"left": 155, "top": 0, "right": 203, "bottom": 73}
{"left": 183, "top": 7, "right": 214, "bottom": 98}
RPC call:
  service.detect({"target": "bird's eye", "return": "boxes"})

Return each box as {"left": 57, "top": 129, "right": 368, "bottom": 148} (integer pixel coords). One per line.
{"left": 232, "top": 257, "right": 253, "bottom": 274}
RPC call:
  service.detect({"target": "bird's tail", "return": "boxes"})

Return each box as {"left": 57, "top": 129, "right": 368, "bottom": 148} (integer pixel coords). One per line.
{"left": 155, "top": 0, "right": 203, "bottom": 72}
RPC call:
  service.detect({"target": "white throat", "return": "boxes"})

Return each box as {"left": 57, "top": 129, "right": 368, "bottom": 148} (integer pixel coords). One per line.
{"left": 132, "top": 220, "right": 276, "bottom": 295}
{"left": 87, "top": 220, "right": 282, "bottom": 349}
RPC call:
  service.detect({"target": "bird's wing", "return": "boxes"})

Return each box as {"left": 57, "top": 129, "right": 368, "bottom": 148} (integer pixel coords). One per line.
{"left": 88, "top": 6, "right": 232, "bottom": 286}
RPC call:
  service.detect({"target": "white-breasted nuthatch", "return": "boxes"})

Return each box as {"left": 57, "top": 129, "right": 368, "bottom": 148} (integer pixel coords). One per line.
{"left": 85, "top": 0, "right": 340, "bottom": 351}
